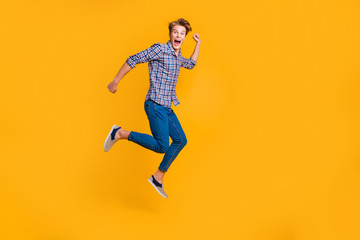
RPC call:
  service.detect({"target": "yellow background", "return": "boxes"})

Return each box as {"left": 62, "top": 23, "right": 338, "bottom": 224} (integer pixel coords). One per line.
{"left": 1, "top": 0, "right": 360, "bottom": 239}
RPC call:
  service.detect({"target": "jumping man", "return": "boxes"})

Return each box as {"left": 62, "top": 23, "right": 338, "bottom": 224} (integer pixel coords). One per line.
{"left": 104, "top": 18, "right": 201, "bottom": 198}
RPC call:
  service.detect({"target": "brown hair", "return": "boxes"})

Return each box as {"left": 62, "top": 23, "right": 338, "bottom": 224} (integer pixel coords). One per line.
{"left": 168, "top": 18, "right": 192, "bottom": 36}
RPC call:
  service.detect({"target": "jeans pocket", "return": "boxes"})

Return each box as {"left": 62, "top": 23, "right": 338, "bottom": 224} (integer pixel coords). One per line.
{"left": 145, "top": 101, "right": 158, "bottom": 119}
{"left": 152, "top": 102, "right": 159, "bottom": 119}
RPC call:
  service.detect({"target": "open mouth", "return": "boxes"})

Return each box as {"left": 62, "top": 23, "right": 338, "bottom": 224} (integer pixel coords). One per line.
{"left": 174, "top": 39, "right": 181, "bottom": 46}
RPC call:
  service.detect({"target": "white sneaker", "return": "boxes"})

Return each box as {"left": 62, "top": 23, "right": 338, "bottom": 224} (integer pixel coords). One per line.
{"left": 104, "top": 125, "right": 121, "bottom": 152}
{"left": 148, "top": 175, "right": 168, "bottom": 198}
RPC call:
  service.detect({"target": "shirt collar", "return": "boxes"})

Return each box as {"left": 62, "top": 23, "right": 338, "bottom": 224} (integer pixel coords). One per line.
{"left": 166, "top": 40, "right": 181, "bottom": 56}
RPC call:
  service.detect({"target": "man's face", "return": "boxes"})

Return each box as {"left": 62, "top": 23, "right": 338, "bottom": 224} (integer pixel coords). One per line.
{"left": 169, "top": 25, "right": 186, "bottom": 51}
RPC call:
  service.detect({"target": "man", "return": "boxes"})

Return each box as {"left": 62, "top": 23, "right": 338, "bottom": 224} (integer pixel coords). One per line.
{"left": 104, "top": 18, "right": 201, "bottom": 198}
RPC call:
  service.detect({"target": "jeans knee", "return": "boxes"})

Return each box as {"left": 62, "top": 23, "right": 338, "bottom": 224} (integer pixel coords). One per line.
{"left": 180, "top": 135, "right": 187, "bottom": 148}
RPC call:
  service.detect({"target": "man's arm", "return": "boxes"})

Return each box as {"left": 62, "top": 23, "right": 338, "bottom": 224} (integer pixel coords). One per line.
{"left": 190, "top": 33, "right": 201, "bottom": 62}
{"left": 107, "top": 43, "right": 163, "bottom": 93}
{"left": 181, "top": 33, "right": 201, "bottom": 69}
{"left": 107, "top": 62, "right": 132, "bottom": 93}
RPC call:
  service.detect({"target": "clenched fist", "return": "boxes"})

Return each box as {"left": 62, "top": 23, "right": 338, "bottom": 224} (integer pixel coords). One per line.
{"left": 193, "top": 33, "right": 201, "bottom": 44}
{"left": 107, "top": 81, "right": 118, "bottom": 93}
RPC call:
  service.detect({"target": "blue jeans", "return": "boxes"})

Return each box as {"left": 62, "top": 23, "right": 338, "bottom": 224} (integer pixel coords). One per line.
{"left": 128, "top": 99, "right": 187, "bottom": 172}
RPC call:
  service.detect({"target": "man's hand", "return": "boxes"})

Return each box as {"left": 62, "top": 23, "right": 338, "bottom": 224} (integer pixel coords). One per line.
{"left": 193, "top": 33, "right": 201, "bottom": 44}
{"left": 107, "top": 80, "right": 118, "bottom": 93}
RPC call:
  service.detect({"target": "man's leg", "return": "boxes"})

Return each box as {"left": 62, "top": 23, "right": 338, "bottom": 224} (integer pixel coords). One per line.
{"left": 155, "top": 109, "right": 187, "bottom": 181}
{"left": 116, "top": 100, "right": 170, "bottom": 153}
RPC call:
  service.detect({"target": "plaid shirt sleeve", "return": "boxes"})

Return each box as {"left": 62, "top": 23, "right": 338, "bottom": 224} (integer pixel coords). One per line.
{"left": 180, "top": 56, "right": 197, "bottom": 69}
{"left": 126, "top": 43, "right": 163, "bottom": 69}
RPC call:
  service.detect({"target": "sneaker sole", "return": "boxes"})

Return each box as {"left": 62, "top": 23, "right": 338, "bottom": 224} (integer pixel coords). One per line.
{"left": 104, "top": 124, "right": 120, "bottom": 152}
{"left": 148, "top": 177, "right": 168, "bottom": 198}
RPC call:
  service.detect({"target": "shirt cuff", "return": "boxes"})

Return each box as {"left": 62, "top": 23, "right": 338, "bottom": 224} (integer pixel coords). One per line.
{"left": 126, "top": 57, "right": 136, "bottom": 69}
{"left": 190, "top": 58, "right": 197, "bottom": 66}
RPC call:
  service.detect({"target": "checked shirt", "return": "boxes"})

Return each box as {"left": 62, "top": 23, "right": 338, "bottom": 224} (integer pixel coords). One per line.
{"left": 126, "top": 40, "right": 197, "bottom": 108}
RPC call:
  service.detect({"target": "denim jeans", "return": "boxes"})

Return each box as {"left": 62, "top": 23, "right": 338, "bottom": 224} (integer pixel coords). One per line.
{"left": 128, "top": 99, "right": 187, "bottom": 172}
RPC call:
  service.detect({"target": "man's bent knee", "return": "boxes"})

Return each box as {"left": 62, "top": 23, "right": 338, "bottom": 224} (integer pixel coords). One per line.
{"left": 179, "top": 135, "right": 187, "bottom": 149}
{"left": 172, "top": 134, "right": 187, "bottom": 148}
